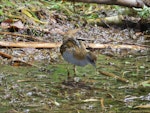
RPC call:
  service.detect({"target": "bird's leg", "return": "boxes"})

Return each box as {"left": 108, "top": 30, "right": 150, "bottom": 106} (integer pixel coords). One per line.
{"left": 66, "top": 64, "right": 71, "bottom": 79}
{"left": 67, "top": 67, "right": 70, "bottom": 77}
{"left": 95, "top": 67, "right": 98, "bottom": 75}
{"left": 73, "top": 65, "right": 77, "bottom": 76}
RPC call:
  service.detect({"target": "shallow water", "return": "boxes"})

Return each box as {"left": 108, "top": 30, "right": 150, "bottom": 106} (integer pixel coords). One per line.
{"left": 0, "top": 53, "right": 149, "bottom": 113}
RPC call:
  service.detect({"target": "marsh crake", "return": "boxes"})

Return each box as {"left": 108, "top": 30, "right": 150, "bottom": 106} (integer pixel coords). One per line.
{"left": 60, "top": 38, "right": 96, "bottom": 75}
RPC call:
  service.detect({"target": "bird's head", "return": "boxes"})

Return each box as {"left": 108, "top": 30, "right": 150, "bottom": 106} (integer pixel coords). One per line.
{"left": 60, "top": 38, "right": 80, "bottom": 55}
{"left": 63, "top": 38, "right": 80, "bottom": 48}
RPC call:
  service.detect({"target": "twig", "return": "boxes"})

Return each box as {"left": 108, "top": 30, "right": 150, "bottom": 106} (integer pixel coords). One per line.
{"left": 134, "top": 104, "right": 150, "bottom": 109}
{"left": 0, "top": 51, "right": 38, "bottom": 67}
{"left": 0, "top": 41, "right": 147, "bottom": 51}
{"left": 66, "top": 0, "right": 145, "bottom": 8}
{"left": 11, "top": 58, "right": 36, "bottom": 67}
{"left": 87, "top": 15, "right": 124, "bottom": 26}
{"left": 88, "top": 43, "right": 147, "bottom": 50}
{"left": 17, "top": 79, "right": 37, "bottom": 82}
{"left": 0, "top": 41, "right": 61, "bottom": 48}
{"left": 0, "top": 51, "right": 13, "bottom": 59}
{"left": 99, "top": 70, "right": 129, "bottom": 83}
{"left": 0, "top": 31, "right": 44, "bottom": 42}
{"left": 0, "top": 51, "right": 51, "bottom": 73}
{"left": 11, "top": 58, "right": 51, "bottom": 73}
{"left": 100, "top": 98, "right": 105, "bottom": 110}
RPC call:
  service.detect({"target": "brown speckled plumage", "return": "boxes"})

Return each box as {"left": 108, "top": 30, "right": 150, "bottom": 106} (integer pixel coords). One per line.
{"left": 60, "top": 38, "right": 96, "bottom": 67}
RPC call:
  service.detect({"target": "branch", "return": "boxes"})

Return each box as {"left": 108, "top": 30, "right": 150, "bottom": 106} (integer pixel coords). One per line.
{"left": 0, "top": 41, "right": 147, "bottom": 50}
{"left": 0, "top": 41, "right": 61, "bottom": 48}
{"left": 87, "top": 15, "right": 124, "bottom": 26}
{"left": 0, "top": 51, "right": 13, "bottom": 59}
{"left": 67, "top": 0, "right": 145, "bottom": 8}
{"left": 87, "top": 43, "right": 147, "bottom": 50}
{"left": 99, "top": 70, "right": 129, "bottom": 83}
{"left": 0, "top": 31, "right": 44, "bottom": 42}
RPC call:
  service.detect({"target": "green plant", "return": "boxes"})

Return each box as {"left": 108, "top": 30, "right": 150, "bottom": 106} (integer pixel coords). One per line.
{"left": 133, "top": 5, "right": 150, "bottom": 19}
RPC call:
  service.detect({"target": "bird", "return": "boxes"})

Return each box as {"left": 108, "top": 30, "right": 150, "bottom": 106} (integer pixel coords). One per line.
{"left": 60, "top": 38, "right": 97, "bottom": 76}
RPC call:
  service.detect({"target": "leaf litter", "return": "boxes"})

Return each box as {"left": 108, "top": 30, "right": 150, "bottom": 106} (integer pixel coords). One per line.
{"left": 0, "top": 0, "right": 150, "bottom": 113}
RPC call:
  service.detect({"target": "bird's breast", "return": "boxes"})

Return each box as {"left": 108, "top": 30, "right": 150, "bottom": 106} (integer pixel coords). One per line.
{"left": 62, "top": 50, "right": 89, "bottom": 66}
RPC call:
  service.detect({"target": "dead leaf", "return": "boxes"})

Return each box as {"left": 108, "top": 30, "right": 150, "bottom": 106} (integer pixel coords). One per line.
{"left": 1, "top": 19, "right": 24, "bottom": 31}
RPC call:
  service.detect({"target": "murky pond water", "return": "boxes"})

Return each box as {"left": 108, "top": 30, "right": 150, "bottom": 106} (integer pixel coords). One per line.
{"left": 0, "top": 52, "right": 149, "bottom": 113}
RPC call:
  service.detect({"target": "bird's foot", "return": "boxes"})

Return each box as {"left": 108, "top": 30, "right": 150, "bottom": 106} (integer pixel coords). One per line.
{"left": 67, "top": 71, "right": 71, "bottom": 79}
{"left": 73, "top": 73, "right": 77, "bottom": 77}
{"left": 73, "top": 65, "right": 77, "bottom": 77}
